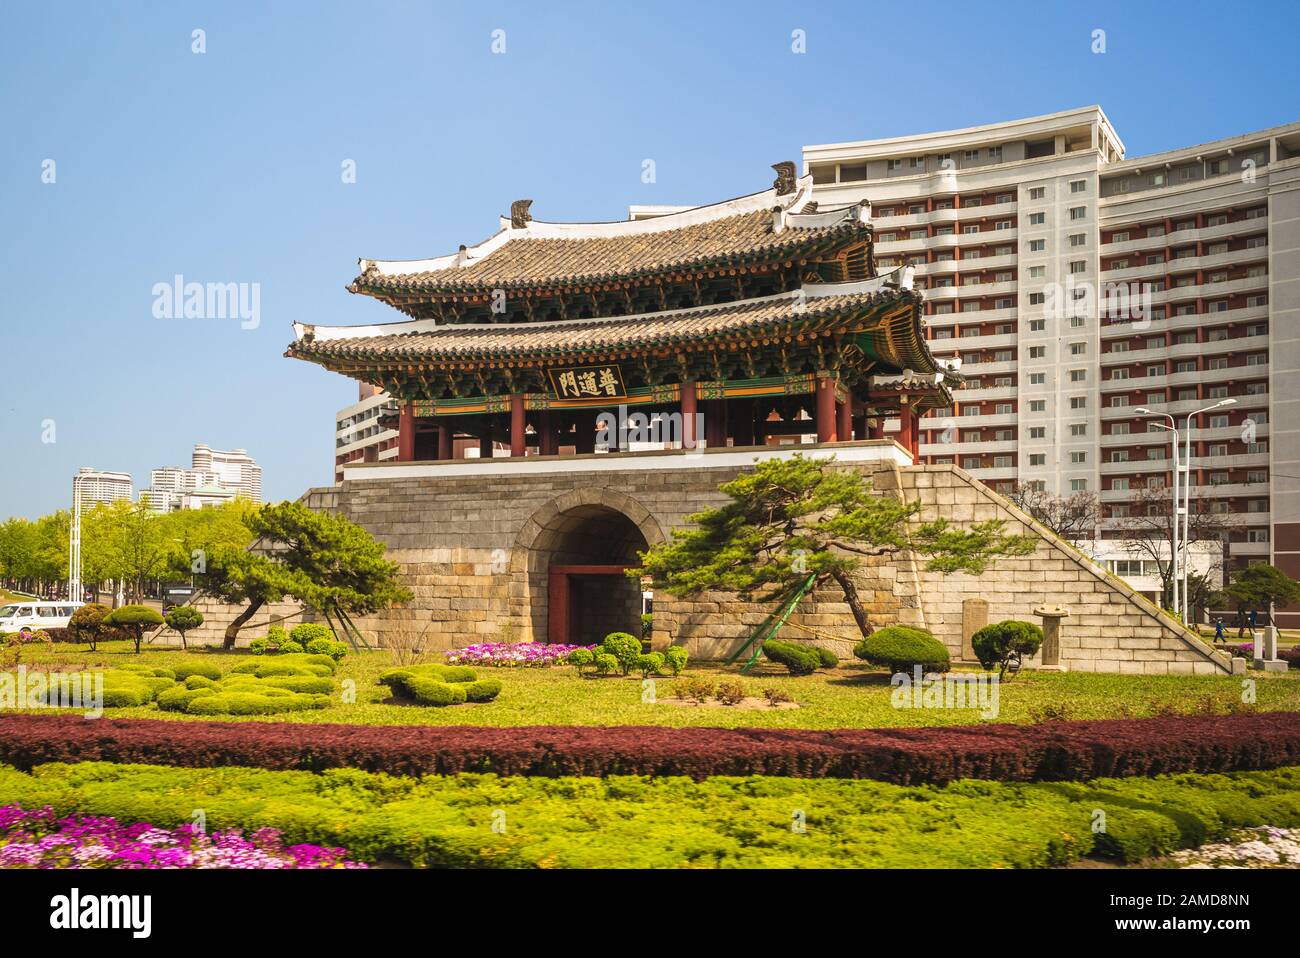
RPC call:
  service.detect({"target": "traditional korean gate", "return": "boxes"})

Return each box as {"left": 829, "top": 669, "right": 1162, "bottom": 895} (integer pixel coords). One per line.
{"left": 547, "top": 563, "right": 639, "bottom": 645}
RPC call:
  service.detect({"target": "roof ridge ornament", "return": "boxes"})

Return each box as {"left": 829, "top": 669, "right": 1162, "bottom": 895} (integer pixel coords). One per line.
{"left": 510, "top": 199, "right": 533, "bottom": 229}
{"left": 772, "top": 161, "right": 797, "bottom": 196}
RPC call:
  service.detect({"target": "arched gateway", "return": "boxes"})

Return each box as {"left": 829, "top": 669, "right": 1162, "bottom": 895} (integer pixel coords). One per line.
{"left": 512, "top": 489, "right": 665, "bottom": 646}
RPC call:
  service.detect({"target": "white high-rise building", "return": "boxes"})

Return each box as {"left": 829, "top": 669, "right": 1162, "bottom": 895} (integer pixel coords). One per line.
{"left": 191, "top": 444, "right": 262, "bottom": 502}
{"left": 803, "top": 106, "right": 1300, "bottom": 619}
{"left": 334, "top": 383, "right": 400, "bottom": 484}
{"left": 72, "top": 467, "right": 132, "bottom": 506}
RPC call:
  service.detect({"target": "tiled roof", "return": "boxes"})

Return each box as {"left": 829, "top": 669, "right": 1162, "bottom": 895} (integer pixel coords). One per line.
{"left": 351, "top": 207, "right": 869, "bottom": 296}
{"left": 289, "top": 287, "right": 918, "bottom": 367}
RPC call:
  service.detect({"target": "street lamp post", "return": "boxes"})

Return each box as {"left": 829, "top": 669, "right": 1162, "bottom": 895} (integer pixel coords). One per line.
{"left": 1180, "top": 398, "right": 1237, "bottom": 622}
{"left": 68, "top": 473, "right": 85, "bottom": 603}
{"left": 1136, "top": 409, "right": 1178, "bottom": 615}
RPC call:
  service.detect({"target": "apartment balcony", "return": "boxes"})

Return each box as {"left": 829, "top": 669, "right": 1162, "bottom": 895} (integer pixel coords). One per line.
{"left": 926, "top": 280, "right": 1018, "bottom": 301}
{"left": 929, "top": 331, "right": 1017, "bottom": 352}
{"left": 944, "top": 411, "right": 1019, "bottom": 428}
{"left": 919, "top": 439, "right": 1017, "bottom": 456}
{"left": 1100, "top": 456, "right": 1172, "bottom": 474}
{"left": 1102, "top": 246, "right": 1267, "bottom": 281}
{"left": 1101, "top": 218, "right": 1268, "bottom": 256}
{"left": 1231, "top": 540, "right": 1272, "bottom": 556}
{"left": 954, "top": 359, "right": 1018, "bottom": 377}
{"left": 1163, "top": 363, "right": 1269, "bottom": 388}
{"left": 926, "top": 306, "right": 1019, "bottom": 326}
{"left": 872, "top": 202, "right": 1018, "bottom": 230}
{"left": 1100, "top": 335, "right": 1268, "bottom": 365}
{"left": 954, "top": 385, "right": 1018, "bottom": 402}
{"left": 1102, "top": 303, "right": 1269, "bottom": 338}
{"left": 912, "top": 252, "right": 1017, "bottom": 275}
{"left": 1141, "top": 275, "right": 1269, "bottom": 306}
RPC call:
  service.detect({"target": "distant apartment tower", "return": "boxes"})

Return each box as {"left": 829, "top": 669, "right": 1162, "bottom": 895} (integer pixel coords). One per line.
{"left": 335, "top": 383, "right": 400, "bottom": 484}
{"left": 191, "top": 444, "right": 262, "bottom": 502}
{"left": 72, "top": 467, "right": 132, "bottom": 506}
{"left": 804, "top": 107, "right": 1300, "bottom": 609}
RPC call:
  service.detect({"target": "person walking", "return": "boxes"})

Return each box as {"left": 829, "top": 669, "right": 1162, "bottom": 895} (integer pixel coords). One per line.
{"left": 1214, "top": 617, "right": 1225, "bottom": 642}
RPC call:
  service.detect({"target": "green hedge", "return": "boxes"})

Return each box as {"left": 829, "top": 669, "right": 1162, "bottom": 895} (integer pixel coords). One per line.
{"left": 379, "top": 663, "right": 501, "bottom": 707}
{"left": 1, "top": 761, "right": 1296, "bottom": 869}
{"left": 854, "top": 626, "right": 951, "bottom": 673}
{"left": 761, "top": 640, "right": 835, "bottom": 676}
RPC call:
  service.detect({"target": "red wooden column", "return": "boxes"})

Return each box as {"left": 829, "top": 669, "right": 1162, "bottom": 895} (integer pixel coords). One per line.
{"left": 704, "top": 399, "right": 728, "bottom": 448}
{"left": 680, "top": 381, "right": 698, "bottom": 449}
{"left": 896, "top": 400, "right": 915, "bottom": 458}
{"left": 437, "top": 423, "right": 454, "bottom": 460}
{"left": 397, "top": 403, "right": 416, "bottom": 462}
{"left": 538, "top": 410, "right": 559, "bottom": 456}
{"left": 510, "top": 393, "right": 527, "bottom": 457}
{"left": 815, "top": 376, "right": 838, "bottom": 444}
{"left": 573, "top": 412, "right": 596, "bottom": 454}
{"left": 837, "top": 397, "right": 854, "bottom": 442}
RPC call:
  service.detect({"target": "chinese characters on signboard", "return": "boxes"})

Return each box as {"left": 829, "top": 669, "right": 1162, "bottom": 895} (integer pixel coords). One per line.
{"left": 548, "top": 364, "right": 626, "bottom": 400}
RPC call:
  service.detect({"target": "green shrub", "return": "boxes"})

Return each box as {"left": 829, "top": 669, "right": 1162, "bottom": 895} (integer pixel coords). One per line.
{"left": 635, "top": 652, "right": 665, "bottom": 677}
{"left": 172, "top": 662, "right": 222, "bottom": 682}
{"left": 68, "top": 604, "right": 111, "bottom": 650}
{"left": 663, "top": 646, "right": 688, "bottom": 676}
{"left": 593, "top": 653, "right": 619, "bottom": 676}
{"left": 378, "top": 663, "right": 493, "bottom": 707}
{"left": 249, "top": 637, "right": 269, "bottom": 655}
{"left": 290, "top": 623, "right": 333, "bottom": 647}
{"left": 186, "top": 691, "right": 329, "bottom": 716}
{"left": 184, "top": 675, "right": 217, "bottom": 690}
{"left": 157, "top": 686, "right": 218, "bottom": 712}
{"left": 972, "top": 620, "right": 1044, "bottom": 678}
{"left": 279, "top": 641, "right": 305, "bottom": 655}
{"left": 99, "top": 686, "right": 145, "bottom": 708}
{"left": 266, "top": 625, "right": 289, "bottom": 646}
{"left": 853, "top": 626, "right": 951, "bottom": 674}
{"left": 762, "top": 687, "right": 794, "bottom": 706}
{"left": 163, "top": 607, "right": 204, "bottom": 649}
{"left": 813, "top": 647, "right": 839, "bottom": 669}
{"left": 567, "top": 648, "right": 594, "bottom": 673}
{"left": 601, "top": 632, "right": 643, "bottom": 675}
{"left": 761, "top": 640, "right": 822, "bottom": 676}
{"left": 306, "top": 637, "right": 349, "bottom": 661}
{"left": 101, "top": 605, "right": 165, "bottom": 654}
{"left": 260, "top": 675, "right": 335, "bottom": 695}
{"left": 463, "top": 678, "right": 503, "bottom": 703}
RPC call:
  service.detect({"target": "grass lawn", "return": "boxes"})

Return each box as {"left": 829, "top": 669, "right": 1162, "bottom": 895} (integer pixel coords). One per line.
{"left": 3, "top": 760, "right": 1298, "bottom": 867}
{"left": 6, "top": 639, "right": 1299, "bottom": 729}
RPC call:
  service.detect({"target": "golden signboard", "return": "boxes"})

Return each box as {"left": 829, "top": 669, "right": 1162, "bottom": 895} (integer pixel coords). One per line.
{"left": 547, "top": 364, "right": 626, "bottom": 400}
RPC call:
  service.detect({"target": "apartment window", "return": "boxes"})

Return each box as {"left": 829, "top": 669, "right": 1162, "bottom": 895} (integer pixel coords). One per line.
{"left": 962, "top": 406, "right": 982, "bottom": 417}
{"left": 1069, "top": 316, "right": 1085, "bottom": 328}
{"left": 1070, "top": 397, "right": 1087, "bottom": 409}
{"left": 1028, "top": 265, "right": 1045, "bottom": 279}
{"left": 1069, "top": 370, "right": 1086, "bottom": 382}
{"left": 1030, "top": 373, "right": 1046, "bottom": 385}
{"left": 993, "top": 456, "right": 1013, "bottom": 468}
{"left": 1246, "top": 207, "right": 1267, "bottom": 219}
{"left": 1070, "top": 451, "right": 1087, "bottom": 464}
{"left": 1110, "top": 342, "right": 1129, "bottom": 354}
{"left": 1246, "top": 353, "right": 1267, "bottom": 366}
{"left": 1112, "top": 231, "right": 1130, "bottom": 243}
{"left": 1069, "top": 206, "right": 1087, "bottom": 221}
{"left": 1247, "top": 294, "right": 1268, "bottom": 307}
{"left": 1111, "top": 395, "right": 1129, "bottom": 406}
{"left": 1029, "top": 454, "right": 1046, "bottom": 466}
{"left": 1069, "top": 234, "right": 1086, "bottom": 247}
{"left": 1070, "top": 261, "right": 1086, "bottom": 274}
{"left": 1029, "top": 319, "right": 1046, "bottom": 331}
{"left": 1110, "top": 451, "right": 1129, "bottom": 463}
{"left": 1070, "top": 479, "right": 1088, "bottom": 492}
{"left": 963, "top": 150, "right": 979, "bottom": 162}
{"left": 1070, "top": 424, "right": 1087, "bottom": 437}
{"left": 1112, "top": 479, "right": 1130, "bottom": 492}
{"left": 1029, "top": 239, "right": 1046, "bottom": 252}
{"left": 909, "top": 156, "right": 924, "bottom": 169}
{"left": 1206, "top": 358, "right": 1228, "bottom": 370}
{"left": 963, "top": 225, "right": 981, "bottom": 235}
{"left": 989, "top": 147, "right": 1003, "bottom": 161}
{"left": 1247, "top": 470, "right": 1267, "bottom": 483}
{"left": 1029, "top": 212, "right": 1045, "bottom": 225}
{"left": 995, "top": 220, "right": 1012, "bottom": 230}
{"left": 995, "top": 403, "right": 1013, "bottom": 414}
{"left": 962, "top": 457, "right": 981, "bottom": 469}
{"left": 961, "top": 302, "right": 980, "bottom": 312}
{"left": 1069, "top": 343, "right": 1086, "bottom": 356}
{"left": 1070, "top": 180, "right": 1087, "bottom": 193}
{"left": 1029, "top": 400, "right": 1046, "bottom": 413}
{"left": 1030, "top": 428, "right": 1046, "bottom": 440}
{"left": 994, "top": 297, "right": 1013, "bottom": 309}
{"left": 1028, "top": 186, "right": 1046, "bottom": 200}
{"left": 839, "top": 163, "right": 867, "bottom": 183}
{"left": 1112, "top": 423, "right": 1131, "bottom": 435}
{"left": 1246, "top": 236, "right": 1267, "bottom": 249}
{"left": 1029, "top": 346, "right": 1046, "bottom": 359}
{"left": 887, "top": 159, "right": 902, "bottom": 172}
{"left": 1111, "top": 368, "right": 1130, "bottom": 380}
{"left": 1247, "top": 529, "right": 1270, "bottom": 543}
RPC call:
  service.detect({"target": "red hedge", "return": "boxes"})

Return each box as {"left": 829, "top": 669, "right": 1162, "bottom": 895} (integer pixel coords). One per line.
{"left": 1, "top": 712, "right": 1299, "bottom": 784}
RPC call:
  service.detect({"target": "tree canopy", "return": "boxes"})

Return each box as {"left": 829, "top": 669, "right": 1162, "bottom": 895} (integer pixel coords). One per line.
{"left": 635, "top": 455, "right": 1036, "bottom": 638}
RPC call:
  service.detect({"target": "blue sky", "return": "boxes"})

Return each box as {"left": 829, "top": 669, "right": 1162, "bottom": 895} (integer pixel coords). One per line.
{"left": 2, "top": 0, "right": 1297, "bottom": 519}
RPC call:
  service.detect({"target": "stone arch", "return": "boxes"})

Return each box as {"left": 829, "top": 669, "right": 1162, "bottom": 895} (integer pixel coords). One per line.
{"left": 510, "top": 488, "right": 666, "bottom": 644}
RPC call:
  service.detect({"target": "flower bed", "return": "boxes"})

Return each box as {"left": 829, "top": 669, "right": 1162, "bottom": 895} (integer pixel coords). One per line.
{"left": 0, "top": 804, "right": 365, "bottom": 869}
{"left": 2, "top": 711, "right": 1300, "bottom": 784}
{"left": 445, "top": 642, "right": 594, "bottom": 667}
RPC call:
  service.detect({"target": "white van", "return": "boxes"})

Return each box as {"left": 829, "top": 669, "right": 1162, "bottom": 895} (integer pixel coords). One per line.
{"left": 0, "top": 601, "right": 84, "bottom": 633}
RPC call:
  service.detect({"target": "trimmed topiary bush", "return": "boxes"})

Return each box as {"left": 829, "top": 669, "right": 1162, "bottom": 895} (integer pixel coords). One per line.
{"left": 163, "top": 607, "right": 204, "bottom": 649}
{"left": 290, "top": 623, "right": 332, "bottom": 647}
{"left": 663, "top": 646, "right": 688, "bottom": 676}
{"left": 567, "top": 648, "right": 594, "bottom": 673}
{"left": 172, "top": 662, "right": 222, "bottom": 682}
{"left": 635, "top": 652, "right": 665, "bottom": 677}
{"left": 854, "top": 626, "right": 951, "bottom": 674}
{"left": 378, "top": 663, "right": 501, "bottom": 707}
{"left": 305, "top": 637, "right": 349, "bottom": 661}
{"left": 761, "top": 640, "right": 823, "bottom": 676}
{"left": 278, "top": 640, "right": 305, "bottom": 654}
{"left": 102, "top": 605, "right": 165, "bottom": 654}
{"left": 67, "top": 604, "right": 111, "bottom": 651}
{"left": 601, "top": 632, "right": 643, "bottom": 675}
{"left": 593, "top": 653, "right": 619, "bottom": 676}
{"left": 972, "top": 620, "right": 1045, "bottom": 679}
